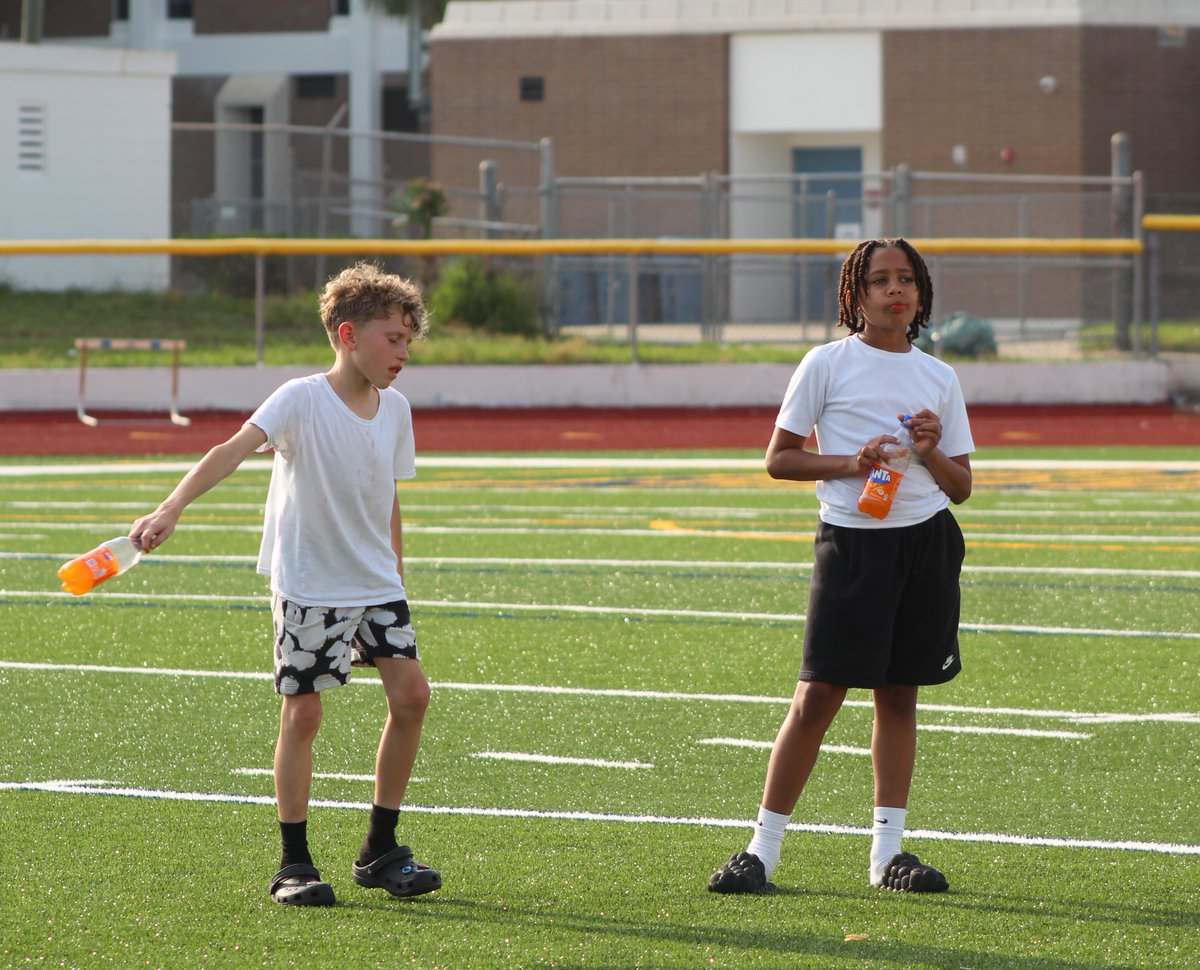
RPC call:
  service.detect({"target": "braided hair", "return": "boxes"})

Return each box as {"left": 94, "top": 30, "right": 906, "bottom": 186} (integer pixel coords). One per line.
{"left": 836, "top": 237, "right": 933, "bottom": 344}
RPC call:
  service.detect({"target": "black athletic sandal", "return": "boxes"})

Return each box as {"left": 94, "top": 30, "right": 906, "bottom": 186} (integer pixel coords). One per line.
{"left": 707, "top": 851, "right": 772, "bottom": 894}
{"left": 353, "top": 845, "right": 442, "bottom": 898}
{"left": 269, "top": 863, "right": 336, "bottom": 906}
{"left": 877, "top": 852, "right": 949, "bottom": 892}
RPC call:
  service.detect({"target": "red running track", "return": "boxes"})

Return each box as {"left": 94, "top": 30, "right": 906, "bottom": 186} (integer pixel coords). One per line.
{"left": 1, "top": 404, "right": 1198, "bottom": 456}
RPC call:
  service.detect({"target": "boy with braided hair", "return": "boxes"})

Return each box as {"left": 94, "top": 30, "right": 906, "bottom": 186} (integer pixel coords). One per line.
{"left": 131, "top": 262, "right": 442, "bottom": 906}
{"left": 709, "top": 238, "right": 975, "bottom": 895}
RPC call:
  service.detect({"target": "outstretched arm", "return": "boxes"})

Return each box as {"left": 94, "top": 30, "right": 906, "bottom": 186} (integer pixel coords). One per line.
{"left": 130, "top": 422, "right": 268, "bottom": 550}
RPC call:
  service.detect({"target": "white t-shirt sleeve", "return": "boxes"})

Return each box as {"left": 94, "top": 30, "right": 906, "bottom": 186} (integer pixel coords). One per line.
{"left": 775, "top": 350, "right": 827, "bottom": 439}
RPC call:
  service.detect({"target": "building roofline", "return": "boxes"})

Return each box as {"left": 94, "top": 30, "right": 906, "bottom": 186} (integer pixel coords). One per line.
{"left": 434, "top": 0, "right": 1200, "bottom": 40}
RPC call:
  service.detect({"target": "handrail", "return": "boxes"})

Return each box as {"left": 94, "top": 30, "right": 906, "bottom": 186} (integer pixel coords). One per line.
{"left": 1142, "top": 214, "right": 1200, "bottom": 232}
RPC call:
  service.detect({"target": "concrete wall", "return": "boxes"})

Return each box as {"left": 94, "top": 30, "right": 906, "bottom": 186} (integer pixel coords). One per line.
{"left": 3, "top": 361, "right": 1195, "bottom": 413}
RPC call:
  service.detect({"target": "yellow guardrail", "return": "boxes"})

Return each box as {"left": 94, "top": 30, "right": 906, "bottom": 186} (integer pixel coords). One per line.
{"left": 0, "top": 236, "right": 1145, "bottom": 257}
{"left": 1142, "top": 214, "right": 1200, "bottom": 233}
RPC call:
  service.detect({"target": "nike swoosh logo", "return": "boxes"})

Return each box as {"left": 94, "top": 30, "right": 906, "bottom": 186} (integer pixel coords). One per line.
{"left": 942, "top": 654, "right": 955, "bottom": 670}
{"left": 875, "top": 818, "right": 888, "bottom": 825}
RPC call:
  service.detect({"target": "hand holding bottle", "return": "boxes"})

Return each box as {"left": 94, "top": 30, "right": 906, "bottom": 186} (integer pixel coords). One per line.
{"left": 857, "top": 415, "right": 914, "bottom": 520}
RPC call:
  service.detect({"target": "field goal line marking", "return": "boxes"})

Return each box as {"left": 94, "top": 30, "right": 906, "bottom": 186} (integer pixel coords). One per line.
{"left": 2, "top": 779, "right": 1196, "bottom": 857}
{"left": 0, "top": 660, "right": 1195, "bottom": 724}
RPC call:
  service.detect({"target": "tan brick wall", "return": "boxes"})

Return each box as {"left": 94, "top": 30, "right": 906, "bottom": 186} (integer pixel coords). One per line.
{"left": 430, "top": 32, "right": 728, "bottom": 224}
{"left": 1080, "top": 27, "right": 1200, "bottom": 194}
{"left": 884, "top": 28, "right": 1087, "bottom": 179}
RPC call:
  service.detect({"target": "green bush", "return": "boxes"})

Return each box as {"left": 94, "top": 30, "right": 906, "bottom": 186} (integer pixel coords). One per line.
{"left": 430, "top": 257, "right": 541, "bottom": 336}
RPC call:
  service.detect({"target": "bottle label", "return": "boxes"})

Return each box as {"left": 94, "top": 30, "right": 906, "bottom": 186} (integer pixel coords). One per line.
{"left": 858, "top": 463, "right": 904, "bottom": 520}
{"left": 866, "top": 465, "right": 894, "bottom": 488}
{"left": 82, "top": 548, "right": 120, "bottom": 584}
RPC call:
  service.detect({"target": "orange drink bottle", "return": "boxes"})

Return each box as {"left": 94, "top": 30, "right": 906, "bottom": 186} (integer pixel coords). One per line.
{"left": 857, "top": 417, "right": 913, "bottom": 521}
{"left": 57, "top": 536, "right": 142, "bottom": 595}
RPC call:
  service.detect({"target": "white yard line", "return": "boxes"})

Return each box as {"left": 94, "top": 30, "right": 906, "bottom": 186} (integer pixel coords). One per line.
{"left": 4, "top": 457, "right": 1200, "bottom": 476}
{"left": 6, "top": 549, "right": 1200, "bottom": 581}
{"left": 1, "top": 779, "right": 1196, "bottom": 857}
{"left": 471, "top": 752, "right": 654, "bottom": 770}
{"left": 2, "top": 588, "right": 1198, "bottom": 641}
{"left": 1, "top": 660, "right": 1195, "bottom": 724}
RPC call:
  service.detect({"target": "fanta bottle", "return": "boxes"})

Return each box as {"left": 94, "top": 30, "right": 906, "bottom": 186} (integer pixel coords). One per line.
{"left": 57, "top": 536, "right": 142, "bottom": 595}
{"left": 858, "top": 417, "right": 913, "bottom": 520}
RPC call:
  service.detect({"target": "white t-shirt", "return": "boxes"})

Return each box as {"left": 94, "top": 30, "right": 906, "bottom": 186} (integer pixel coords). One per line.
{"left": 249, "top": 374, "right": 417, "bottom": 606}
{"left": 775, "top": 335, "right": 975, "bottom": 529}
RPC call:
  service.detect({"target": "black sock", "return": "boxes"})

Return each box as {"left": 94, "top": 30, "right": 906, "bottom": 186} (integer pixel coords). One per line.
{"left": 280, "top": 819, "right": 313, "bottom": 869}
{"left": 358, "top": 804, "right": 400, "bottom": 865}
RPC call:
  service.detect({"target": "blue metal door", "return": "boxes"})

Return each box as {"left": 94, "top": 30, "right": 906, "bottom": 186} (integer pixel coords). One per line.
{"left": 793, "top": 147, "right": 863, "bottom": 321}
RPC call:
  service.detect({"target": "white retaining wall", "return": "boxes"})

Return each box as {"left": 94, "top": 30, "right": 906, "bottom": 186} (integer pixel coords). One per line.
{"left": 2, "top": 360, "right": 1197, "bottom": 413}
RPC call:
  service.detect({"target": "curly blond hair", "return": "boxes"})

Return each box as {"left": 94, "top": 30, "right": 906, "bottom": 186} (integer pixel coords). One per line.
{"left": 318, "top": 262, "right": 428, "bottom": 345}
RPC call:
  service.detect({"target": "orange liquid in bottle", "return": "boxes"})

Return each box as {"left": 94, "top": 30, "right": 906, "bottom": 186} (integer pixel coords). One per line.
{"left": 858, "top": 464, "right": 905, "bottom": 520}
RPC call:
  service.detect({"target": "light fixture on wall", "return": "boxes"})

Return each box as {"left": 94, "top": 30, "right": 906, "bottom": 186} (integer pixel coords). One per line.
{"left": 1038, "top": 75, "right": 1058, "bottom": 95}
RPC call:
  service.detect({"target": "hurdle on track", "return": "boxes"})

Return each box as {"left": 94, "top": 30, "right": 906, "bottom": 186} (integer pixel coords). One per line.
{"left": 75, "top": 338, "right": 191, "bottom": 427}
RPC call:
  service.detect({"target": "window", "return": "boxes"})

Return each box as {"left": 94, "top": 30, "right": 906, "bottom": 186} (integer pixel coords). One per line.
{"left": 167, "top": 1, "right": 193, "bottom": 19}
{"left": 333, "top": 0, "right": 350, "bottom": 15}
{"left": 519, "top": 76, "right": 544, "bottom": 102}
{"left": 297, "top": 75, "right": 338, "bottom": 100}
{"left": 17, "top": 103, "right": 46, "bottom": 174}
{"left": 1158, "top": 25, "right": 1187, "bottom": 47}
{"left": 114, "top": 0, "right": 130, "bottom": 20}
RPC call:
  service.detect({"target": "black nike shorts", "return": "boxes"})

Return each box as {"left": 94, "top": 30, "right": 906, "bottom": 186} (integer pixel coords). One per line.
{"left": 799, "top": 507, "right": 965, "bottom": 689}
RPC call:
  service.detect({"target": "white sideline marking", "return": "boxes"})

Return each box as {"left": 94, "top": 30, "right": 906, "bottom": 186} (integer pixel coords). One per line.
{"left": 9, "top": 500, "right": 1200, "bottom": 524}
{"left": 471, "top": 752, "right": 653, "bottom": 770}
{"left": 1, "top": 660, "right": 1197, "bottom": 724}
{"left": 6, "top": 550, "right": 1200, "bottom": 581}
{"left": 7, "top": 519, "right": 1200, "bottom": 545}
{"left": 916, "top": 724, "right": 1091, "bottom": 740}
{"left": 2, "top": 589, "right": 1198, "bottom": 642}
{"left": 230, "top": 768, "right": 432, "bottom": 782}
{"left": 700, "top": 721, "right": 1091, "bottom": 746}
{"left": 3, "top": 457, "right": 1200, "bottom": 476}
{"left": 3, "top": 779, "right": 1197, "bottom": 857}
{"left": 699, "top": 738, "right": 871, "bottom": 757}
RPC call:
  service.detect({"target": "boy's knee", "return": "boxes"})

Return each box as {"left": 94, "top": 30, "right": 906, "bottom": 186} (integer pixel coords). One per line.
{"left": 280, "top": 694, "right": 323, "bottom": 739}
{"left": 384, "top": 671, "right": 431, "bottom": 719}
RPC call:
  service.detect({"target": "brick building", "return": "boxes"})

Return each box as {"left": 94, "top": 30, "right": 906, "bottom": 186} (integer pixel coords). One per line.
{"left": 429, "top": 0, "right": 1199, "bottom": 324}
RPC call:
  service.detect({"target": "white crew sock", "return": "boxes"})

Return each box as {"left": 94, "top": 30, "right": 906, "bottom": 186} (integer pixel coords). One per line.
{"left": 869, "top": 806, "right": 907, "bottom": 886}
{"left": 745, "top": 806, "right": 790, "bottom": 879}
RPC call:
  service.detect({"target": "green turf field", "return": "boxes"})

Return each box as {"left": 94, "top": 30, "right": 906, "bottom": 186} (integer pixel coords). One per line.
{"left": 1, "top": 450, "right": 1197, "bottom": 968}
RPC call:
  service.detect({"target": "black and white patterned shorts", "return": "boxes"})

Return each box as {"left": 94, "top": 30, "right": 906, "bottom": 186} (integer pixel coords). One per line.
{"left": 271, "top": 595, "right": 419, "bottom": 695}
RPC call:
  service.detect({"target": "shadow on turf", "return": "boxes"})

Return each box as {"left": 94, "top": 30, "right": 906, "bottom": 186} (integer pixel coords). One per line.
{"left": 332, "top": 893, "right": 1128, "bottom": 968}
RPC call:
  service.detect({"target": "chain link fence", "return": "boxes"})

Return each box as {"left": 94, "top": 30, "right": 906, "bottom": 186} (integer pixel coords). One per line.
{"left": 169, "top": 122, "right": 1197, "bottom": 359}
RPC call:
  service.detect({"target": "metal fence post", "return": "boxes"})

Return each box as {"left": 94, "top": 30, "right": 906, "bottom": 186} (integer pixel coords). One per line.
{"left": 480, "top": 160, "right": 499, "bottom": 239}
{"left": 892, "top": 164, "right": 912, "bottom": 238}
{"left": 255, "top": 252, "right": 266, "bottom": 367}
{"left": 1111, "top": 133, "right": 1134, "bottom": 353}
{"left": 1146, "top": 230, "right": 1159, "bottom": 360}
{"left": 627, "top": 251, "right": 640, "bottom": 364}
{"left": 538, "top": 137, "right": 558, "bottom": 337}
